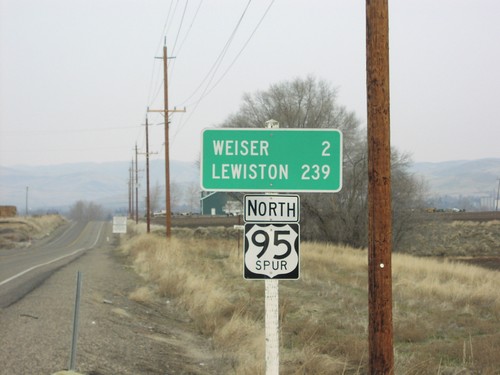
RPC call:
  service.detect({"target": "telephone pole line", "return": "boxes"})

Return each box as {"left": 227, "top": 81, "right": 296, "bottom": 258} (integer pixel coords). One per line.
{"left": 148, "top": 44, "right": 186, "bottom": 237}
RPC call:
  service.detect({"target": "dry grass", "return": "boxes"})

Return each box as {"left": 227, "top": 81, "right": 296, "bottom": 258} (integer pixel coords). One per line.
{"left": 0, "top": 215, "right": 67, "bottom": 248}
{"left": 120, "top": 224, "right": 500, "bottom": 374}
{"left": 128, "top": 286, "right": 155, "bottom": 303}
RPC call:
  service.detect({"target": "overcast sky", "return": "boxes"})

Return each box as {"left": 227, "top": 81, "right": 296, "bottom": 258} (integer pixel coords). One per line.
{"left": 1, "top": 0, "right": 499, "bottom": 167}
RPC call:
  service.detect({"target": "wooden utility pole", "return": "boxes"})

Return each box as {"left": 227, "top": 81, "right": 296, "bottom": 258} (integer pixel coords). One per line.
{"left": 148, "top": 44, "right": 185, "bottom": 238}
{"left": 25, "top": 186, "right": 29, "bottom": 216}
{"left": 128, "top": 165, "right": 132, "bottom": 219}
{"left": 366, "top": 0, "right": 394, "bottom": 373}
{"left": 135, "top": 144, "right": 139, "bottom": 224}
{"left": 145, "top": 116, "right": 151, "bottom": 233}
{"left": 136, "top": 117, "right": 158, "bottom": 233}
{"left": 130, "top": 159, "right": 134, "bottom": 220}
{"left": 162, "top": 46, "right": 171, "bottom": 237}
{"left": 495, "top": 177, "right": 500, "bottom": 211}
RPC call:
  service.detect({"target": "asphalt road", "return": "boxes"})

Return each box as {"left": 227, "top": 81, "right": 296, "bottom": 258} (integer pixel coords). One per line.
{"left": 0, "top": 221, "right": 108, "bottom": 308}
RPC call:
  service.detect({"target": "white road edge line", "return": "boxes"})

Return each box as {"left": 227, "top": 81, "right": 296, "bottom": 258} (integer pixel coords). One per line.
{"left": 0, "top": 223, "right": 104, "bottom": 287}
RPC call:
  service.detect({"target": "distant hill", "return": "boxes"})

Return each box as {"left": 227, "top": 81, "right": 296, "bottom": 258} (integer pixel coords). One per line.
{"left": 1, "top": 158, "right": 498, "bottom": 213}
{"left": 410, "top": 158, "right": 500, "bottom": 210}
{"left": 410, "top": 158, "right": 500, "bottom": 197}
{"left": 0, "top": 160, "right": 199, "bottom": 213}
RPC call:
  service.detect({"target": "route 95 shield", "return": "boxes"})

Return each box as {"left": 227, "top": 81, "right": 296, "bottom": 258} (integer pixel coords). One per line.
{"left": 244, "top": 223, "right": 300, "bottom": 279}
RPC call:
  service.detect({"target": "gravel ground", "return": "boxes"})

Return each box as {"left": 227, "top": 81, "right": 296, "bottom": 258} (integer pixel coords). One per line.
{"left": 0, "top": 236, "right": 230, "bottom": 375}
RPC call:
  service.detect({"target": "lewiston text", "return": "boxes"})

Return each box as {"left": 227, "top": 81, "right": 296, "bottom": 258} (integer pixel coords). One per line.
{"left": 211, "top": 140, "right": 289, "bottom": 180}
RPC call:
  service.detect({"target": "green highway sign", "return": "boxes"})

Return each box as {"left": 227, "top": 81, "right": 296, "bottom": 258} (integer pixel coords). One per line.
{"left": 201, "top": 128, "right": 342, "bottom": 192}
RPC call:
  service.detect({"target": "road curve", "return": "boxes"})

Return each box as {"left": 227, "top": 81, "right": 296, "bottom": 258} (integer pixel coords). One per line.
{"left": 0, "top": 221, "right": 108, "bottom": 308}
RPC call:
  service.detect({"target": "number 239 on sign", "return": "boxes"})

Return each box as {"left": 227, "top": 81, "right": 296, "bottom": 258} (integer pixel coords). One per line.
{"left": 244, "top": 223, "right": 300, "bottom": 280}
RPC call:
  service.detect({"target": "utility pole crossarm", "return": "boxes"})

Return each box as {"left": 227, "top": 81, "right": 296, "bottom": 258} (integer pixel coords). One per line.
{"left": 147, "top": 108, "right": 186, "bottom": 113}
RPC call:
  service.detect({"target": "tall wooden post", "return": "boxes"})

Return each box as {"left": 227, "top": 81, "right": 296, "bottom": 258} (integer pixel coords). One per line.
{"left": 128, "top": 166, "right": 132, "bottom": 219}
{"left": 163, "top": 45, "right": 172, "bottom": 237}
{"left": 130, "top": 159, "right": 135, "bottom": 220}
{"left": 366, "top": 0, "right": 394, "bottom": 373}
{"left": 145, "top": 116, "right": 151, "bottom": 233}
{"left": 135, "top": 144, "right": 139, "bottom": 225}
{"left": 148, "top": 42, "right": 186, "bottom": 237}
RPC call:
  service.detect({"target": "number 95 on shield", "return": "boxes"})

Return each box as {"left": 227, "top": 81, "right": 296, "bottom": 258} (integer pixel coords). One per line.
{"left": 244, "top": 223, "right": 300, "bottom": 280}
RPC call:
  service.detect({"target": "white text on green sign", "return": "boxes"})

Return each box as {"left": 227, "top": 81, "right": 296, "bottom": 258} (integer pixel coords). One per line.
{"left": 201, "top": 128, "right": 342, "bottom": 192}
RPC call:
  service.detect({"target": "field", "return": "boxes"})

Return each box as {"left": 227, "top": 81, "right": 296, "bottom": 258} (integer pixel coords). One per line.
{"left": 2, "top": 213, "right": 498, "bottom": 373}
{"left": 399, "top": 213, "right": 500, "bottom": 271}
{"left": 120, "top": 218, "right": 500, "bottom": 374}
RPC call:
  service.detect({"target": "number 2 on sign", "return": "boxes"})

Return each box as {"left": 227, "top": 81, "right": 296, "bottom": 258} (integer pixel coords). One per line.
{"left": 322, "top": 141, "right": 331, "bottom": 156}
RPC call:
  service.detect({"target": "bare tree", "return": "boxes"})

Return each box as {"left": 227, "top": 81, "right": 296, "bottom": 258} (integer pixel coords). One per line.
{"left": 68, "top": 200, "right": 86, "bottom": 221}
{"left": 149, "top": 181, "right": 162, "bottom": 214}
{"left": 218, "top": 76, "right": 425, "bottom": 249}
{"left": 68, "top": 200, "right": 105, "bottom": 221}
{"left": 170, "top": 182, "right": 183, "bottom": 212}
{"left": 391, "top": 150, "right": 426, "bottom": 248}
{"left": 186, "top": 182, "right": 200, "bottom": 213}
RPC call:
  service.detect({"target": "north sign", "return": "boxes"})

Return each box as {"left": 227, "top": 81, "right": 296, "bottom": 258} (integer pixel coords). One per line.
{"left": 244, "top": 194, "right": 300, "bottom": 223}
{"left": 201, "top": 128, "right": 342, "bottom": 192}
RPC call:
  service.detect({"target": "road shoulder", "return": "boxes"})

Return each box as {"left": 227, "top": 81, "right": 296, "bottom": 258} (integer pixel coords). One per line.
{"left": 0, "top": 235, "right": 229, "bottom": 374}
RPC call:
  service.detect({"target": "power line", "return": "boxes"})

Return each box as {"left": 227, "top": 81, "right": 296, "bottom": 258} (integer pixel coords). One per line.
{"left": 179, "top": 0, "right": 252, "bottom": 106}
{"left": 169, "top": 0, "right": 204, "bottom": 82}
{"left": 147, "top": 0, "right": 178, "bottom": 106}
{"left": 169, "top": 1, "right": 253, "bottom": 146}
{"left": 146, "top": 0, "right": 276, "bottom": 157}
{"left": 187, "top": 0, "right": 275, "bottom": 107}
{"left": 170, "top": 0, "right": 189, "bottom": 57}
{"left": 2, "top": 125, "right": 141, "bottom": 135}
{"left": 172, "top": 0, "right": 204, "bottom": 58}
{"left": 148, "top": 0, "right": 196, "bottom": 107}
{"left": 165, "top": 0, "right": 181, "bottom": 39}
{"left": 172, "top": 0, "right": 275, "bottom": 143}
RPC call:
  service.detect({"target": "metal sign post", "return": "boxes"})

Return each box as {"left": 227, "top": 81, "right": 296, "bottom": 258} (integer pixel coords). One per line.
{"left": 265, "top": 279, "right": 279, "bottom": 375}
{"left": 243, "top": 194, "right": 300, "bottom": 375}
